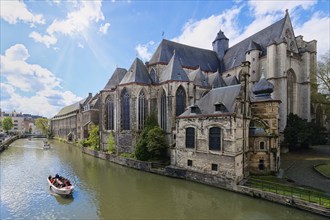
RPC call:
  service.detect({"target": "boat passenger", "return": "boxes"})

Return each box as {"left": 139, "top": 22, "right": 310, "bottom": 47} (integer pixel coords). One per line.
{"left": 55, "top": 174, "right": 59, "bottom": 179}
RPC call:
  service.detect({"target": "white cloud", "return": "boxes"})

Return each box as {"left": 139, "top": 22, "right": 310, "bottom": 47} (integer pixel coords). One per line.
{"left": 77, "top": 42, "right": 84, "bottom": 48}
{"left": 172, "top": 6, "right": 242, "bottom": 49}
{"left": 0, "top": 44, "right": 81, "bottom": 117}
{"left": 31, "top": 1, "right": 107, "bottom": 48}
{"left": 295, "top": 12, "right": 330, "bottom": 57}
{"left": 29, "top": 31, "right": 58, "bottom": 48}
{"left": 47, "top": 1, "right": 105, "bottom": 36}
{"left": 171, "top": 0, "right": 327, "bottom": 55}
{"left": 52, "top": 0, "right": 61, "bottom": 5}
{"left": 248, "top": 0, "right": 317, "bottom": 16}
{"left": 0, "top": 0, "right": 45, "bottom": 26}
{"left": 135, "top": 41, "right": 155, "bottom": 61}
{"left": 99, "top": 22, "right": 111, "bottom": 35}
{"left": 4, "top": 44, "right": 30, "bottom": 61}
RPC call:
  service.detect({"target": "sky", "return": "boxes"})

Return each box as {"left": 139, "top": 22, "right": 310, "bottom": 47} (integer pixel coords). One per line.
{"left": 1, "top": 0, "right": 329, "bottom": 118}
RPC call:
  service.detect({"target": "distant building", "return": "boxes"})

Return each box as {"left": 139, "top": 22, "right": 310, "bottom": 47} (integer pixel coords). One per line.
{"left": 50, "top": 93, "right": 99, "bottom": 141}
{"left": 0, "top": 110, "right": 46, "bottom": 133}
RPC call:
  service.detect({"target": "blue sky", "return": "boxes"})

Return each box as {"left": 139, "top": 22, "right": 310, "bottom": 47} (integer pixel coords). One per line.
{"left": 1, "top": 0, "right": 329, "bottom": 118}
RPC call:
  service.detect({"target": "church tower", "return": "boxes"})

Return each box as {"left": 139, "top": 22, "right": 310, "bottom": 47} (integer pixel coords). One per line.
{"left": 212, "top": 29, "right": 229, "bottom": 61}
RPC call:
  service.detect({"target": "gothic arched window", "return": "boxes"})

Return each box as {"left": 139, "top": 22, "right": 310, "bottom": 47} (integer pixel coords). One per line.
{"left": 176, "top": 86, "right": 186, "bottom": 116}
{"left": 209, "top": 127, "right": 221, "bottom": 151}
{"left": 121, "top": 89, "right": 130, "bottom": 130}
{"left": 160, "top": 90, "right": 167, "bottom": 131}
{"left": 138, "top": 91, "right": 148, "bottom": 130}
{"left": 105, "top": 96, "right": 114, "bottom": 130}
{"left": 287, "top": 70, "right": 296, "bottom": 114}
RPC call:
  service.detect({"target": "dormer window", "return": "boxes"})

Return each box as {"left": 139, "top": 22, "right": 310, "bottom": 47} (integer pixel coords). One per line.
{"left": 190, "top": 105, "right": 199, "bottom": 114}
{"left": 214, "top": 102, "right": 227, "bottom": 112}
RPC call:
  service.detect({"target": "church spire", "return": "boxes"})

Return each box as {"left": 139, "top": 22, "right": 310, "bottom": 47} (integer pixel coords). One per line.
{"left": 212, "top": 29, "right": 229, "bottom": 61}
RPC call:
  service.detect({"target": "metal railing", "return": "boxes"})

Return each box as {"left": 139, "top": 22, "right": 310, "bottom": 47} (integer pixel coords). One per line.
{"left": 245, "top": 178, "right": 330, "bottom": 208}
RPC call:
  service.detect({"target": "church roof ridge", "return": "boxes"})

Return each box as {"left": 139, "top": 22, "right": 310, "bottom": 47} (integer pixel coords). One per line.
{"left": 149, "top": 39, "right": 220, "bottom": 72}
{"left": 119, "top": 58, "right": 152, "bottom": 85}
{"left": 159, "top": 52, "right": 189, "bottom": 83}
{"left": 222, "top": 14, "right": 287, "bottom": 71}
{"left": 188, "top": 66, "right": 209, "bottom": 88}
{"left": 103, "top": 67, "right": 127, "bottom": 90}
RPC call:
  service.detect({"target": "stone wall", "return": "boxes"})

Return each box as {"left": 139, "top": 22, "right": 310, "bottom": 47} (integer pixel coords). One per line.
{"left": 173, "top": 115, "right": 244, "bottom": 184}
{"left": 82, "top": 147, "right": 329, "bottom": 217}
{"left": 237, "top": 186, "right": 330, "bottom": 217}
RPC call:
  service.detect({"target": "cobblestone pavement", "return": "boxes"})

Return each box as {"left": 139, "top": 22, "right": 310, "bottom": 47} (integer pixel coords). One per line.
{"left": 280, "top": 145, "right": 330, "bottom": 193}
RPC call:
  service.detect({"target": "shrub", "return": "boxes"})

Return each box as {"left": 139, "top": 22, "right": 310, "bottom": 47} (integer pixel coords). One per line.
{"left": 120, "top": 152, "right": 135, "bottom": 158}
{"left": 284, "top": 113, "right": 327, "bottom": 150}
{"left": 88, "top": 124, "right": 100, "bottom": 150}
{"left": 135, "top": 114, "right": 167, "bottom": 161}
{"left": 107, "top": 132, "right": 116, "bottom": 153}
{"left": 79, "top": 139, "right": 90, "bottom": 147}
{"left": 146, "top": 127, "right": 167, "bottom": 159}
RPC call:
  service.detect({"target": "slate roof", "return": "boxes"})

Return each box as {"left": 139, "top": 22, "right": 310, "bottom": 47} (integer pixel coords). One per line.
{"left": 149, "top": 39, "right": 220, "bottom": 72}
{"left": 188, "top": 67, "right": 209, "bottom": 88}
{"left": 159, "top": 52, "right": 189, "bottom": 83}
{"left": 222, "top": 15, "right": 287, "bottom": 71}
{"left": 120, "top": 58, "right": 152, "bottom": 85}
{"left": 87, "top": 93, "right": 100, "bottom": 109}
{"left": 55, "top": 98, "right": 87, "bottom": 117}
{"left": 223, "top": 75, "right": 239, "bottom": 86}
{"left": 103, "top": 68, "right": 127, "bottom": 90}
{"left": 213, "top": 30, "right": 228, "bottom": 43}
{"left": 180, "top": 85, "right": 241, "bottom": 117}
{"left": 208, "top": 71, "right": 227, "bottom": 88}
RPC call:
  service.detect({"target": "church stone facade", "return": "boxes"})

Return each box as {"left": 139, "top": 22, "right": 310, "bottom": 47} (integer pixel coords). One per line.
{"left": 51, "top": 11, "right": 316, "bottom": 183}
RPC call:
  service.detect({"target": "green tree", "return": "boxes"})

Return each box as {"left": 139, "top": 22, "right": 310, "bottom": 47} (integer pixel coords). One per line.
{"left": 135, "top": 114, "right": 167, "bottom": 161}
{"left": 146, "top": 127, "right": 167, "bottom": 159}
{"left": 2, "top": 117, "right": 13, "bottom": 134}
{"left": 284, "top": 113, "right": 326, "bottom": 150}
{"left": 35, "top": 118, "right": 49, "bottom": 135}
{"left": 88, "top": 124, "right": 100, "bottom": 150}
{"left": 107, "top": 132, "right": 116, "bottom": 153}
{"left": 317, "top": 52, "right": 330, "bottom": 94}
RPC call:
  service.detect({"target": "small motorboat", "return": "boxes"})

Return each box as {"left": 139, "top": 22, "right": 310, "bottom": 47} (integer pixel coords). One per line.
{"left": 47, "top": 175, "right": 74, "bottom": 196}
{"left": 43, "top": 140, "right": 51, "bottom": 149}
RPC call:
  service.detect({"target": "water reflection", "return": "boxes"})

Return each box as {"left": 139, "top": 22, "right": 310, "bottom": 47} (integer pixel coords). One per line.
{"left": 51, "top": 192, "right": 74, "bottom": 206}
{"left": 0, "top": 138, "right": 327, "bottom": 219}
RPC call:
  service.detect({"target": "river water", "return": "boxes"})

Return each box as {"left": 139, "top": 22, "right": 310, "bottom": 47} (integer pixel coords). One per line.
{"left": 0, "top": 138, "right": 327, "bottom": 219}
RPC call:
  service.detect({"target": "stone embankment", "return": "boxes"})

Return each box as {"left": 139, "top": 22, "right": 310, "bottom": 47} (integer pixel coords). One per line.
{"left": 0, "top": 136, "right": 18, "bottom": 152}
{"left": 82, "top": 147, "right": 329, "bottom": 217}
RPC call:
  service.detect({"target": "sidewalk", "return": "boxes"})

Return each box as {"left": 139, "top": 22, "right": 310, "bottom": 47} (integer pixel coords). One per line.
{"left": 280, "top": 145, "right": 330, "bottom": 193}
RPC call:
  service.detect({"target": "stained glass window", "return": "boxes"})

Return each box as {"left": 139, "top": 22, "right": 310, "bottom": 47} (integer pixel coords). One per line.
{"left": 160, "top": 90, "right": 167, "bottom": 131}
{"left": 121, "top": 89, "right": 130, "bottom": 130}
{"left": 138, "top": 91, "right": 148, "bottom": 130}
{"left": 105, "top": 96, "right": 114, "bottom": 130}
{"left": 176, "top": 86, "right": 186, "bottom": 116}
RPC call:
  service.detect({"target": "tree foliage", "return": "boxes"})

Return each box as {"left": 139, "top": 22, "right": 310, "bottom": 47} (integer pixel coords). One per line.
{"left": 284, "top": 113, "right": 326, "bottom": 150}
{"left": 107, "top": 132, "right": 116, "bottom": 153}
{"left": 317, "top": 52, "right": 330, "bottom": 95}
{"left": 2, "top": 117, "right": 13, "bottom": 133}
{"left": 35, "top": 118, "right": 49, "bottom": 135}
{"left": 146, "top": 127, "right": 167, "bottom": 159}
{"left": 135, "top": 114, "right": 167, "bottom": 161}
{"left": 88, "top": 124, "right": 100, "bottom": 150}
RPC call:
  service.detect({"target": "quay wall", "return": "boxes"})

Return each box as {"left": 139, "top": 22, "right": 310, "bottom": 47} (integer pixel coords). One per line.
{"left": 0, "top": 136, "right": 19, "bottom": 153}
{"left": 82, "top": 147, "right": 330, "bottom": 217}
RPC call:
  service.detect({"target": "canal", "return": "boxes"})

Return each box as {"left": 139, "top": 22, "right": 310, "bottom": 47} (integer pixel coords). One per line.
{"left": 0, "top": 139, "right": 327, "bottom": 219}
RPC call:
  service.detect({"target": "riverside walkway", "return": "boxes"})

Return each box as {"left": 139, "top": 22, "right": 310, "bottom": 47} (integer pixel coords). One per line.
{"left": 281, "top": 145, "right": 330, "bottom": 193}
